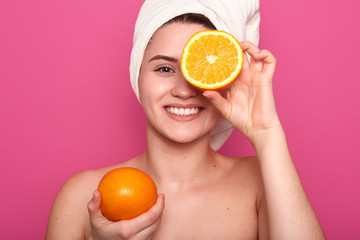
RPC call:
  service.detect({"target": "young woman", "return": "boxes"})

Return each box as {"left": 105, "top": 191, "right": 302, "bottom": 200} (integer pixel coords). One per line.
{"left": 46, "top": 1, "right": 326, "bottom": 239}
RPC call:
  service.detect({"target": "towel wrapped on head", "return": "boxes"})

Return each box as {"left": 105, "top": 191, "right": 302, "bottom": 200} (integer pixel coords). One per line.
{"left": 130, "top": 0, "right": 260, "bottom": 151}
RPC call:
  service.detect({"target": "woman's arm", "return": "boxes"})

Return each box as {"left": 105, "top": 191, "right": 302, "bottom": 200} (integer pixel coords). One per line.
{"left": 255, "top": 126, "right": 325, "bottom": 239}
{"left": 203, "top": 41, "right": 326, "bottom": 239}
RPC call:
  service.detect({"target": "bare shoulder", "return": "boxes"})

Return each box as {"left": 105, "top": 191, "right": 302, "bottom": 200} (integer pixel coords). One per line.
{"left": 217, "top": 154, "right": 262, "bottom": 181}
{"left": 233, "top": 155, "right": 263, "bottom": 190}
{"left": 45, "top": 169, "right": 103, "bottom": 239}
{"left": 45, "top": 159, "right": 139, "bottom": 239}
{"left": 216, "top": 154, "right": 264, "bottom": 207}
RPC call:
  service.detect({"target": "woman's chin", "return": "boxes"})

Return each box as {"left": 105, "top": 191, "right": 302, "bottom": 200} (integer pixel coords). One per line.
{"left": 163, "top": 131, "right": 210, "bottom": 146}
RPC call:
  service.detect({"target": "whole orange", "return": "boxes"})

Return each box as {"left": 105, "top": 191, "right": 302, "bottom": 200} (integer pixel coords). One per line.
{"left": 97, "top": 167, "right": 158, "bottom": 221}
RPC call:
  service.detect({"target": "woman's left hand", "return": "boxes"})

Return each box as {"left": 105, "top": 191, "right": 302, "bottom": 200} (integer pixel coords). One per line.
{"left": 203, "top": 41, "right": 281, "bottom": 143}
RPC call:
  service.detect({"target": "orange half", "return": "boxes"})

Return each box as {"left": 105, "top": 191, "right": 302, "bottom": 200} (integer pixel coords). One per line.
{"left": 181, "top": 30, "right": 243, "bottom": 90}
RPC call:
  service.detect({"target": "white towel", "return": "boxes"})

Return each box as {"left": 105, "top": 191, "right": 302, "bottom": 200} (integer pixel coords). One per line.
{"left": 129, "top": 0, "right": 260, "bottom": 151}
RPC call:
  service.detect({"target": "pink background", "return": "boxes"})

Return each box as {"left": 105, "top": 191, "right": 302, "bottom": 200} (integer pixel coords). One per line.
{"left": 1, "top": 0, "right": 359, "bottom": 239}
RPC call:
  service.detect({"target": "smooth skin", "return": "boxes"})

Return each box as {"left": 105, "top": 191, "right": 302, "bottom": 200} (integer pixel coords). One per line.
{"left": 45, "top": 22, "right": 326, "bottom": 240}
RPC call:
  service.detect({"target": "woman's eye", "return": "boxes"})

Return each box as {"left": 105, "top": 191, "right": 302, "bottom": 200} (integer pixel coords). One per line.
{"left": 156, "top": 66, "right": 174, "bottom": 73}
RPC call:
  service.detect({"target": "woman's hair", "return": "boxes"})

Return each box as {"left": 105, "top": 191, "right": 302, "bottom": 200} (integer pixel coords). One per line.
{"left": 165, "top": 13, "right": 216, "bottom": 30}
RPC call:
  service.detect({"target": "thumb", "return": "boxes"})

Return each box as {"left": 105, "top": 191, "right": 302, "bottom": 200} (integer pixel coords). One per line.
{"left": 203, "top": 90, "right": 231, "bottom": 120}
{"left": 87, "top": 190, "right": 107, "bottom": 223}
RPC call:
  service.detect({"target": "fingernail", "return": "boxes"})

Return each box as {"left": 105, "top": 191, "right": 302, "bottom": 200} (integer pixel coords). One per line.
{"left": 203, "top": 92, "right": 211, "bottom": 98}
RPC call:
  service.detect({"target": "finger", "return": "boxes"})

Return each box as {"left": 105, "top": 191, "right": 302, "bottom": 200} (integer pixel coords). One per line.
{"left": 252, "top": 49, "right": 276, "bottom": 75}
{"left": 87, "top": 190, "right": 112, "bottom": 227}
{"left": 125, "top": 193, "right": 165, "bottom": 234}
{"left": 203, "top": 90, "right": 232, "bottom": 121}
{"left": 240, "top": 41, "right": 260, "bottom": 55}
{"left": 87, "top": 190, "right": 102, "bottom": 219}
{"left": 103, "top": 194, "right": 164, "bottom": 239}
{"left": 135, "top": 212, "right": 162, "bottom": 239}
{"left": 240, "top": 41, "right": 263, "bottom": 71}
{"left": 242, "top": 51, "right": 250, "bottom": 68}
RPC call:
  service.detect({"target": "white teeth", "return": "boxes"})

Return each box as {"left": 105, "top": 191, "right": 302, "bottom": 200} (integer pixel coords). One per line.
{"left": 166, "top": 107, "right": 200, "bottom": 116}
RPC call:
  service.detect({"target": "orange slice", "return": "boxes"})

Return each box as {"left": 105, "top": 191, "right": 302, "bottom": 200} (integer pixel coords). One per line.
{"left": 181, "top": 30, "right": 243, "bottom": 90}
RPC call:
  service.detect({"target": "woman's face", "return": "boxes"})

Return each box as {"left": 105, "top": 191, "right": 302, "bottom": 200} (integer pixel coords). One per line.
{"left": 139, "top": 22, "right": 222, "bottom": 144}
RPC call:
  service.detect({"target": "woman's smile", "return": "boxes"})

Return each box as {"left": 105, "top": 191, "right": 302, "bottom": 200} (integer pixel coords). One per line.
{"left": 164, "top": 104, "right": 204, "bottom": 121}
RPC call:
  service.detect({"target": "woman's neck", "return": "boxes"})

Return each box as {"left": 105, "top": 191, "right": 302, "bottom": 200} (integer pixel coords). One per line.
{"left": 139, "top": 123, "right": 218, "bottom": 193}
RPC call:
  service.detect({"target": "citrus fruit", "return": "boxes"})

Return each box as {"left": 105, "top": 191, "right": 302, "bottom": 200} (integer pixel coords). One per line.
{"left": 181, "top": 30, "right": 243, "bottom": 90}
{"left": 97, "top": 167, "right": 158, "bottom": 221}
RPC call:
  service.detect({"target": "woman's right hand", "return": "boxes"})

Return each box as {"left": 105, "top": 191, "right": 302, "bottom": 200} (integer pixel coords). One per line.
{"left": 87, "top": 190, "right": 165, "bottom": 240}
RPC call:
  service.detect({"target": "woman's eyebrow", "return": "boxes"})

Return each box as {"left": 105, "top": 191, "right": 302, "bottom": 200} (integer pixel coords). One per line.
{"left": 149, "top": 55, "right": 178, "bottom": 63}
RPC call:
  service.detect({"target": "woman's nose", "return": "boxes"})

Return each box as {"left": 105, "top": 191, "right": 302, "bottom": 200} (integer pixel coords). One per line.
{"left": 171, "top": 74, "right": 199, "bottom": 98}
